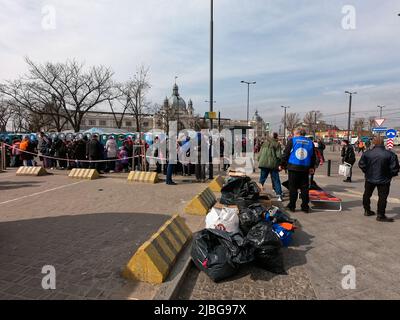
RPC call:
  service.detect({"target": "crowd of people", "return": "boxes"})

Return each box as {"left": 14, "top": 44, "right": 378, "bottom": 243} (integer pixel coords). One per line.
{"left": 2, "top": 129, "right": 400, "bottom": 222}
{"left": 257, "top": 128, "right": 399, "bottom": 223}
{"left": 2, "top": 133, "right": 150, "bottom": 174}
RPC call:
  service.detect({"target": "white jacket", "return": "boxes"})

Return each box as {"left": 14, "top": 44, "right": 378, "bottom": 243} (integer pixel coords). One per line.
{"left": 105, "top": 139, "right": 118, "bottom": 158}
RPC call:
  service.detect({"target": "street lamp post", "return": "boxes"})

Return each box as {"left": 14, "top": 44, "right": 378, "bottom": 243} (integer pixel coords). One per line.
{"left": 345, "top": 91, "right": 357, "bottom": 141}
{"left": 281, "top": 106, "right": 290, "bottom": 144}
{"left": 241, "top": 81, "right": 256, "bottom": 125}
{"left": 377, "top": 105, "right": 385, "bottom": 118}
{"left": 209, "top": 0, "right": 214, "bottom": 180}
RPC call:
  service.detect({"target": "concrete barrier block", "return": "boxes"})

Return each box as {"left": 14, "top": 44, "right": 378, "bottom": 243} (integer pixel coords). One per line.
{"left": 122, "top": 214, "right": 192, "bottom": 284}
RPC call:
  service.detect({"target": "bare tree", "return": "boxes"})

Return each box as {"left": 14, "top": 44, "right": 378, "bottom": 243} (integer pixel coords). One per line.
{"left": 303, "top": 110, "right": 323, "bottom": 134}
{"left": 126, "top": 65, "right": 151, "bottom": 132}
{"left": 0, "top": 93, "right": 14, "bottom": 132}
{"left": 0, "top": 79, "right": 70, "bottom": 132}
{"left": 283, "top": 112, "right": 301, "bottom": 135}
{"left": 353, "top": 118, "right": 365, "bottom": 135}
{"left": 24, "top": 57, "right": 116, "bottom": 132}
{"left": 368, "top": 116, "right": 376, "bottom": 131}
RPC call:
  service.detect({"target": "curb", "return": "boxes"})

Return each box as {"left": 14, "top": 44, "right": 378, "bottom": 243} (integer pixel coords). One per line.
{"left": 153, "top": 239, "right": 193, "bottom": 300}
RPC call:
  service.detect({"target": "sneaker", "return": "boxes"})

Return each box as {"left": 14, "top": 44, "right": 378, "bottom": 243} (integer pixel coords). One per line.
{"left": 364, "top": 210, "right": 376, "bottom": 217}
{"left": 301, "top": 207, "right": 310, "bottom": 214}
{"left": 376, "top": 216, "right": 394, "bottom": 223}
{"left": 167, "top": 181, "right": 177, "bottom": 185}
{"left": 277, "top": 196, "right": 283, "bottom": 202}
{"left": 285, "top": 205, "right": 295, "bottom": 213}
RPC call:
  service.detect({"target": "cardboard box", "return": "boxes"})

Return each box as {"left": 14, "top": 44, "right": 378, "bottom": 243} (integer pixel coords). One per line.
{"left": 213, "top": 201, "right": 239, "bottom": 210}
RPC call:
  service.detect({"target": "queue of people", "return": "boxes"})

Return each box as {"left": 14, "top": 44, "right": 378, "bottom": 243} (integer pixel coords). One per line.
{"left": 2, "top": 133, "right": 150, "bottom": 174}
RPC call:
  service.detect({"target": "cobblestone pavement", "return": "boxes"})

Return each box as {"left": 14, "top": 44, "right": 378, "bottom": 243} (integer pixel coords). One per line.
{"left": 178, "top": 230, "right": 317, "bottom": 300}
{"left": 178, "top": 149, "right": 400, "bottom": 300}
{"left": 0, "top": 171, "right": 206, "bottom": 299}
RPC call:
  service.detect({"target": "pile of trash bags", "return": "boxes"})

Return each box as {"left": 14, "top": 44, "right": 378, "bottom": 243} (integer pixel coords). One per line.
{"left": 219, "top": 176, "right": 260, "bottom": 206}
{"left": 191, "top": 176, "right": 299, "bottom": 282}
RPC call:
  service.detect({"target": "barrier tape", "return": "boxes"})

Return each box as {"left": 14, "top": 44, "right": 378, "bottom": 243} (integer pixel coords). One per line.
{"left": 2, "top": 142, "right": 166, "bottom": 164}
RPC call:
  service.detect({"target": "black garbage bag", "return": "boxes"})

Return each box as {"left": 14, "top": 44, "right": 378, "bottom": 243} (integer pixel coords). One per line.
{"left": 238, "top": 203, "right": 268, "bottom": 235}
{"left": 220, "top": 176, "right": 260, "bottom": 205}
{"left": 245, "top": 221, "right": 286, "bottom": 274}
{"left": 191, "top": 229, "right": 254, "bottom": 282}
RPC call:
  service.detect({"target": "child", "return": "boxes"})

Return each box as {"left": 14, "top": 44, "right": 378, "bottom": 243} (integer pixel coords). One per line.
{"left": 116, "top": 146, "right": 129, "bottom": 173}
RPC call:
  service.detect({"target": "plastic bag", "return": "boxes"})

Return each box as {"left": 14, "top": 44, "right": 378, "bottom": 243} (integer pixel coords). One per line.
{"left": 339, "top": 163, "right": 352, "bottom": 177}
{"left": 191, "top": 229, "right": 254, "bottom": 282}
{"left": 220, "top": 176, "right": 260, "bottom": 205}
{"left": 245, "top": 221, "right": 285, "bottom": 274}
{"left": 238, "top": 203, "right": 267, "bottom": 235}
{"left": 206, "top": 207, "right": 240, "bottom": 234}
{"left": 265, "top": 206, "right": 297, "bottom": 225}
{"left": 272, "top": 224, "right": 293, "bottom": 247}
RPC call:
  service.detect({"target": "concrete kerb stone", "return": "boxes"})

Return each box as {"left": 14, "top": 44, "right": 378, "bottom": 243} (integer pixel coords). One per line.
{"left": 153, "top": 239, "right": 194, "bottom": 300}
{"left": 122, "top": 214, "right": 192, "bottom": 284}
{"left": 127, "top": 171, "right": 159, "bottom": 184}
{"left": 208, "top": 175, "right": 226, "bottom": 192}
{"left": 68, "top": 168, "right": 100, "bottom": 180}
{"left": 184, "top": 187, "right": 217, "bottom": 216}
{"left": 16, "top": 166, "right": 48, "bottom": 176}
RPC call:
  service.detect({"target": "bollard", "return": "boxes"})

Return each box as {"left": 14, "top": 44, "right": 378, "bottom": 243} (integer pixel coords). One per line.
{"left": 327, "top": 160, "right": 332, "bottom": 177}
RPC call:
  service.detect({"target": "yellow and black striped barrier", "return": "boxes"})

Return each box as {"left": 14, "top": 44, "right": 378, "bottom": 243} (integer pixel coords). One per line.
{"left": 122, "top": 214, "right": 192, "bottom": 284}
{"left": 208, "top": 175, "right": 226, "bottom": 192}
{"left": 127, "top": 171, "right": 159, "bottom": 184}
{"left": 16, "top": 166, "right": 48, "bottom": 176}
{"left": 68, "top": 168, "right": 99, "bottom": 180}
{"left": 184, "top": 187, "right": 217, "bottom": 216}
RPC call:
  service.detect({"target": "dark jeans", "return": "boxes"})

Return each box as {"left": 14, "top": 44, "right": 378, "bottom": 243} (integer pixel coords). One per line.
{"left": 195, "top": 164, "right": 206, "bottom": 181}
{"left": 166, "top": 163, "right": 175, "bottom": 184}
{"left": 363, "top": 181, "right": 390, "bottom": 217}
{"left": 89, "top": 158, "right": 102, "bottom": 172}
{"left": 288, "top": 170, "right": 310, "bottom": 209}
{"left": 259, "top": 168, "right": 282, "bottom": 196}
{"left": 106, "top": 157, "right": 117, "bottom": 172}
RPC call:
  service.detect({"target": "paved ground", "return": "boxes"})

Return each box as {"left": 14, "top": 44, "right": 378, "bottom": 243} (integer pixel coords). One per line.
{"left": 1, "top": 147, "right": 400, "bottom": 300}
{"left": 178, "top": 147, "right": 400, "bottom": 300}
{"left": 0, "top": 170, "right": 206, "bottom": 299}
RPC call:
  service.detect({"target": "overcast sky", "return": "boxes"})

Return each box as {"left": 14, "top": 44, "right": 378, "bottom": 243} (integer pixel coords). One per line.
{"left": 1, "top": 0, "right": 400, "bottom": 131}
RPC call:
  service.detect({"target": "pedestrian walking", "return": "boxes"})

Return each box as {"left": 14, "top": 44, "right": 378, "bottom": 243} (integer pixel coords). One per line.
{"left": 341, "top": 140, "right": 356, "bottom": 182}
{"left": 280, "top": 128, "right": 316, "bottom": 213}
{"left": 358, "top": 136, "right": 399, "bottom": 222}
{"left": 258, "top": 132, "right": 283, "bottom": 202}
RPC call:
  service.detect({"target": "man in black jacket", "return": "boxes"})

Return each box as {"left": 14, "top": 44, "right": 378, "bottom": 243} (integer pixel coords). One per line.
{"left": 341, "top": 140, "right": 356, "bottom": 182}
{"left": 358, "top": 136, "right": 399, "bottom": 222}
{"left": 280, "top": 128, "right": 316, "bottom": 213}
{"left": 87, "top": 134, "right": 103, "bottom": 173}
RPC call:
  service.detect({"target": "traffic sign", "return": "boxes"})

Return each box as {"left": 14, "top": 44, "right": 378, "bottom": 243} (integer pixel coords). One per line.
{"left": 386, "top": 129, "right": 397, "bottom": 139}
{"left": 205, "top": 112, "right": 217, "bottom": 119}
{"left": 372, "top": 127, "right": 388, "bottom": 132}
{"left": 387, "top": 138, "right": 394, "bottom": 150}
{"left": 375, "top": 119, "right": 386, "bottom": 127}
